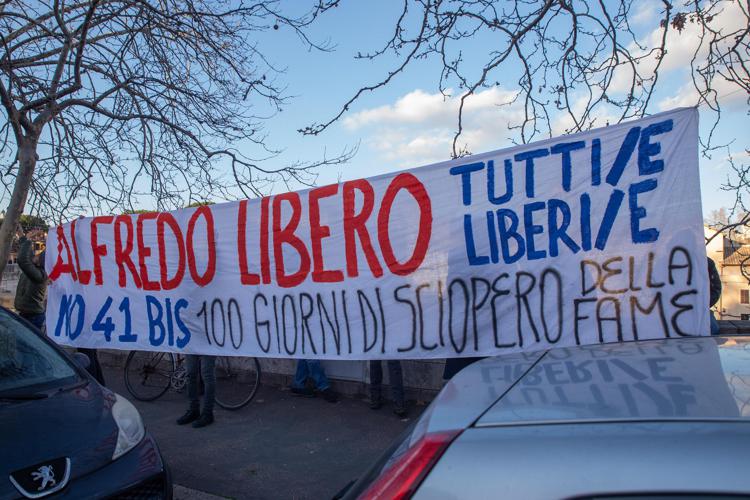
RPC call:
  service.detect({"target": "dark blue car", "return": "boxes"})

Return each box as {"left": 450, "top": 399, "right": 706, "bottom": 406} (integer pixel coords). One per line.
{"left": 0, "top": 307, "right": 172, "bottom": 499}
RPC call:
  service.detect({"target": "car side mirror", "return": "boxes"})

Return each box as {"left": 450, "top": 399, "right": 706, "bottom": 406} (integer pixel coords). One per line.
{"left": 73, "top": 352, "right": 91, "bottom": 370}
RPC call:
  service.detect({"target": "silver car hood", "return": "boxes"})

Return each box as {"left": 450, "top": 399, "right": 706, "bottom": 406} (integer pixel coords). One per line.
{"left": 477, "top": 336, "right": 750, "bottom": 426}
{"left": 418, "top": 336, "right": 750, "bottom": 436}
{"left": 417, "top": 350, "right": 546, "bottom": 435}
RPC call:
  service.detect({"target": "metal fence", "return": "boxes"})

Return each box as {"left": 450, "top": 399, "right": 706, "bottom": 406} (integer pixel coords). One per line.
{"left": 1, "top": 263, "right": 20, "bottom": 293}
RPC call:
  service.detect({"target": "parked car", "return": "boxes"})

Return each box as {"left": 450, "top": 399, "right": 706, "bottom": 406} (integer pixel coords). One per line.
{"left": 341, "top": 335, "right": 750, "bottom": 499}
{"left": 0, "top": 307, "right": 172, "bottom": 499}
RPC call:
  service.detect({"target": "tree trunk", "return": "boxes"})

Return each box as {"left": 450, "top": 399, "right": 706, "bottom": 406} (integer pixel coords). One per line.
{"left": 0, "top": 136, "right": 39, "bottom": 280}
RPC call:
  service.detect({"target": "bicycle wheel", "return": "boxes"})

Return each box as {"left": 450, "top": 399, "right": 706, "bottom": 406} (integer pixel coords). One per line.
{"left": 214, "top": 356, "right": 261, "bottom": 410}
{"left": 124, "top": 351, "right": 176, "bottom": 401}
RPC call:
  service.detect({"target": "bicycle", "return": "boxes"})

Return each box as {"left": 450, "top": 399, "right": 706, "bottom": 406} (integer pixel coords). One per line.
{"left": 123, "top": 351, "right": 261, "bottom": 410}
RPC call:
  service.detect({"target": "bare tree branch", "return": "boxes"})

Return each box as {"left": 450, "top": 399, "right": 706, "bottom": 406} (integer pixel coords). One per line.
{"left": 305, "top": 0, "right": 749, "bottom": 155}
{"left": 0, "top": 0, "right": 350, "bottom": 275}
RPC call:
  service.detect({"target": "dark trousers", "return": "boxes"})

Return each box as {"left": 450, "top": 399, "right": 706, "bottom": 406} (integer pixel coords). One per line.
{"left": 78, "top": 348, "right": 106, "bottom": 386}
{"left": 710, "top": 311, "right": 720, "bottom": 335}
{"left": 187, "top": 355, "right": 216, "bottom": 414}
{"left": 292, "top": 359, "right": 330, "bottom": 391}
{"left": 443, "top": 357, "right": 483, "bottom": 380}
{"left": 19, "top": 311, "right": 45, "bottom": 332}
{"left": 369, "top": 360, "right": 404, "bottom": 405}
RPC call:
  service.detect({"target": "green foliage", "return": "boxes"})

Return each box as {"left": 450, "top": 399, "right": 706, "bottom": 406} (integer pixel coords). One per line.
{"left": 123, "top": 209, "right": 156, "bottom": 215}
{"left": 185, "top": 201, "right": 215, "bottom": 208}
{"left": 121, "top": 202, "right": 213, "bottom": 215}
{"left": 15, "top": 214, "right": 49, "bottom": 231}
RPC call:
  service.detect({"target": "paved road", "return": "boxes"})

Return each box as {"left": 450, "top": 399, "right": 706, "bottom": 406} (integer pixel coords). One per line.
{"left": 105, "top": 366, "right": 422, "bottom": 500}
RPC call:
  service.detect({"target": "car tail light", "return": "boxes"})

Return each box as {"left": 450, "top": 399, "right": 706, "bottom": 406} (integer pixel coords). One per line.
{"left": 359, "top": 429, "right": 461, "bottom": 500}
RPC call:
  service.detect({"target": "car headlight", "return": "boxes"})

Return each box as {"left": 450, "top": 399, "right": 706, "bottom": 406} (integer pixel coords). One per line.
{"left": 111, "top": 393, "right": 145, "bottom": 460}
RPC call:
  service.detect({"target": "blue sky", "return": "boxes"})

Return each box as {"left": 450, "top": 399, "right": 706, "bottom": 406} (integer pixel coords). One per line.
{"left": 4, "top": 2, "right": 744, "bottom": 221}
{"left": 230, "top": 0, "right": 747, "bottom": 221}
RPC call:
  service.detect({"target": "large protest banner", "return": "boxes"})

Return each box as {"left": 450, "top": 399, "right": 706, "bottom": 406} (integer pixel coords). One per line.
{"left": 45, "top": 107, "right": 708, "bottom": 359}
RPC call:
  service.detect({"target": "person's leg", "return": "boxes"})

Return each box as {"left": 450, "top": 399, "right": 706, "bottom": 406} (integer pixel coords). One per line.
{"left": 177, "top": 355, "right": 201, "bottom": 425}
{"left": 443, "top": 357, "right": 483, "bottom": 380}
{"left": 186, "top": 355, "right": 201, "bottom": 407}
{"left": 307, "top": 360, "right": 330, "bottom": 390}
{"left": 201, "top": 356, "right": 216, "bottom": 414}
{"left": 292, "top": 360, "right": 308, "bottom": 388}
{"left": 710, "top": 311, "right": 721, "bottom": 335}
{"left": 308, "top": 360, "right": 337, "bottom": 402}
{"left": 78, "top": 348, "right": 106, "bottom": 386}
{"left": 20, "top": 312, "right": 45, "bottom": 332}
{"left": 369, "top": 361, "right": 383, "bottom": 409}
{"left": 31, "top": 313, "right": 45, "bottom": 331}
{"left": 387, "top": 361, "right": 406, "bottom": 416}
{"left": 193, "top": 356, "right": 216, "bottom": 427}
{"left": 291, "top": 360, "right": 314, "bottom": 396}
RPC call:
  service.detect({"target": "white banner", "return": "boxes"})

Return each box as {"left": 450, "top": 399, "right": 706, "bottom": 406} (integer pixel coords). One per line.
{"left": 46, "top": 107, "right": 708, "bottom": 359}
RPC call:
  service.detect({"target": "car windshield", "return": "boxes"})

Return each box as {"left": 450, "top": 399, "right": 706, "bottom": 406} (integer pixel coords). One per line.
{"left": 0, "top": 310, "right": 80, "bottom": 398}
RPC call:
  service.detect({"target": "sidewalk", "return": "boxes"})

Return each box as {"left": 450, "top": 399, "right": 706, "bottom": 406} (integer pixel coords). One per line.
{"left": 104, "top": 366, "right": 422, "bottom": 500}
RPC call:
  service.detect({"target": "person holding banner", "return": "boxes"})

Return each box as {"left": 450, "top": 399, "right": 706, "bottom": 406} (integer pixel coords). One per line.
{"left": 78, "top": 348, "right": 106, "bottom": 386}
{"left": 369, "top": 360, "right": 406, "bottom": 417}
{"left": 177, "top": 355, "right": 217, "bottom": 428}
{"left": 290, "top": 359, "right": 337, "bottom": 402}
{"left": 443, "top": 357, "right": 483, "bottom": 381}
{"left": 14, "top": 226, "right": 47, "bottom": 331}
{"left": 709, "top": 257, "right": 722, "bottom": 335}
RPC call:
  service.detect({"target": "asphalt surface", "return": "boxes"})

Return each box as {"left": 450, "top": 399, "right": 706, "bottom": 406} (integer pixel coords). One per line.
{"left": 104, "top": 366, "right": 422, "bottom": 500}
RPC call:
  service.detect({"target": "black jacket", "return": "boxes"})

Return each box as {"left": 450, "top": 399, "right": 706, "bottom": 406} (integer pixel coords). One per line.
{"left": 708, "top": 257, "right": 721, "bottom": 308}
{"left": 14, "top": 237, "right": 47, "bottom": 315}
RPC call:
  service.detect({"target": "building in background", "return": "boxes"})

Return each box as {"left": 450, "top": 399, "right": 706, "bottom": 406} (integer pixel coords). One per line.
{"left": 0, "top": 215, "right": 47, "bottom": 306}
{"left": 706, "top": 226, "right": 750, "bottom": 320}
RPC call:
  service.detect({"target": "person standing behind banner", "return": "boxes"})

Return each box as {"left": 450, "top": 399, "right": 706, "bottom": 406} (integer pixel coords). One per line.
{"left": 290, "top": 359, "right": 338, "bottom": 402}
{"left": 14, "top": 226, "right": 47, "bottom": 332}
{"left": 708, "top": 257, "right": 722, "bottom": 335}
{"left": 177, "top": 355, "right": 216, "bottom": 428}
{"left": 78, "top": 348, "right": 106, "bottom": 386}
{"left": 62, "top": 215, "right": 106, "bottom": 386}
{"left": 443, "top": 356, "right": 484, "bottom": 381}
{"left": 369, "top": 360, "right": 407, "bottom": 417}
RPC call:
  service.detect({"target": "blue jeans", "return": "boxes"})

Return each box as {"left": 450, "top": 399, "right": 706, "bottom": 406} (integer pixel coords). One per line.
{"left": 710, "top": 312, "right": 720, "bottom": 335}
{"left": 187, "top": 355, "right": 216, "bottom": 414}
{"left": 369, "top": 360, "right": 404, "bottom": 405}
{"left": 292, "top": 360, "right": 330, "bottom": 391}
{"left": 20, "top": 312, "right": 45, "bottom": 332}
{"left": 78, "top": 348, "right": 106, "bottom": 386}
{"left": 443, "top": 357, "right": 483, "bottom": 380}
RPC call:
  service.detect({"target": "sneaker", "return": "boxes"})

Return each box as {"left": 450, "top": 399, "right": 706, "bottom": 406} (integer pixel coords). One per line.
{"left": 192, "top": 413, "right": 214, "bottom": 428}
{"left": 176, "top": 408, "right": 200, "bottom": 425}
{"left": 290, "top": 386, "right": 314, "bottom": 397}
{"left": 393, "top": 402, "right": 407, "bottom": 418}
{"left": 369, "top": 396, "right": 383, "bottom": 410}
{"left": 320, "top": 388, "right": 338, "bottom": 403}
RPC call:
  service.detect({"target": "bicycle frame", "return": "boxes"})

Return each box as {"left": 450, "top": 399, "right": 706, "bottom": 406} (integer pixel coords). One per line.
{"left": 171, "top": 354, "right": 187, "bottom": 392}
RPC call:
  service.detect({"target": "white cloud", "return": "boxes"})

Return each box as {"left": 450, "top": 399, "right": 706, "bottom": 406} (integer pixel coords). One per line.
{"left": 549, "top": 95, "right": 619, "bottom": 137}
{"left": 658, "top": 82, "right": 700, "bottom": 110}
{"left": 345, "top": 87, "right": 525, "bottom": 168}
{"left": 639, "top": 1, "right": 745, "bottom": 73}
{"left": 344, "top": 87, "right": 519, "bottom": 131}
{"left": 606, "top": 1, "right": 747, "bottom": 99}
{"left": 631, "top": 3, "right": 657, "bottom": 25}
{"left": 658, "top": 77, "right": 747, "bottom": 111}
{"left": 343, "top": 90, "right": 453, "bottom": 129}
{"left": 342, "top": 1, "right": 748, "bottom": 170}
